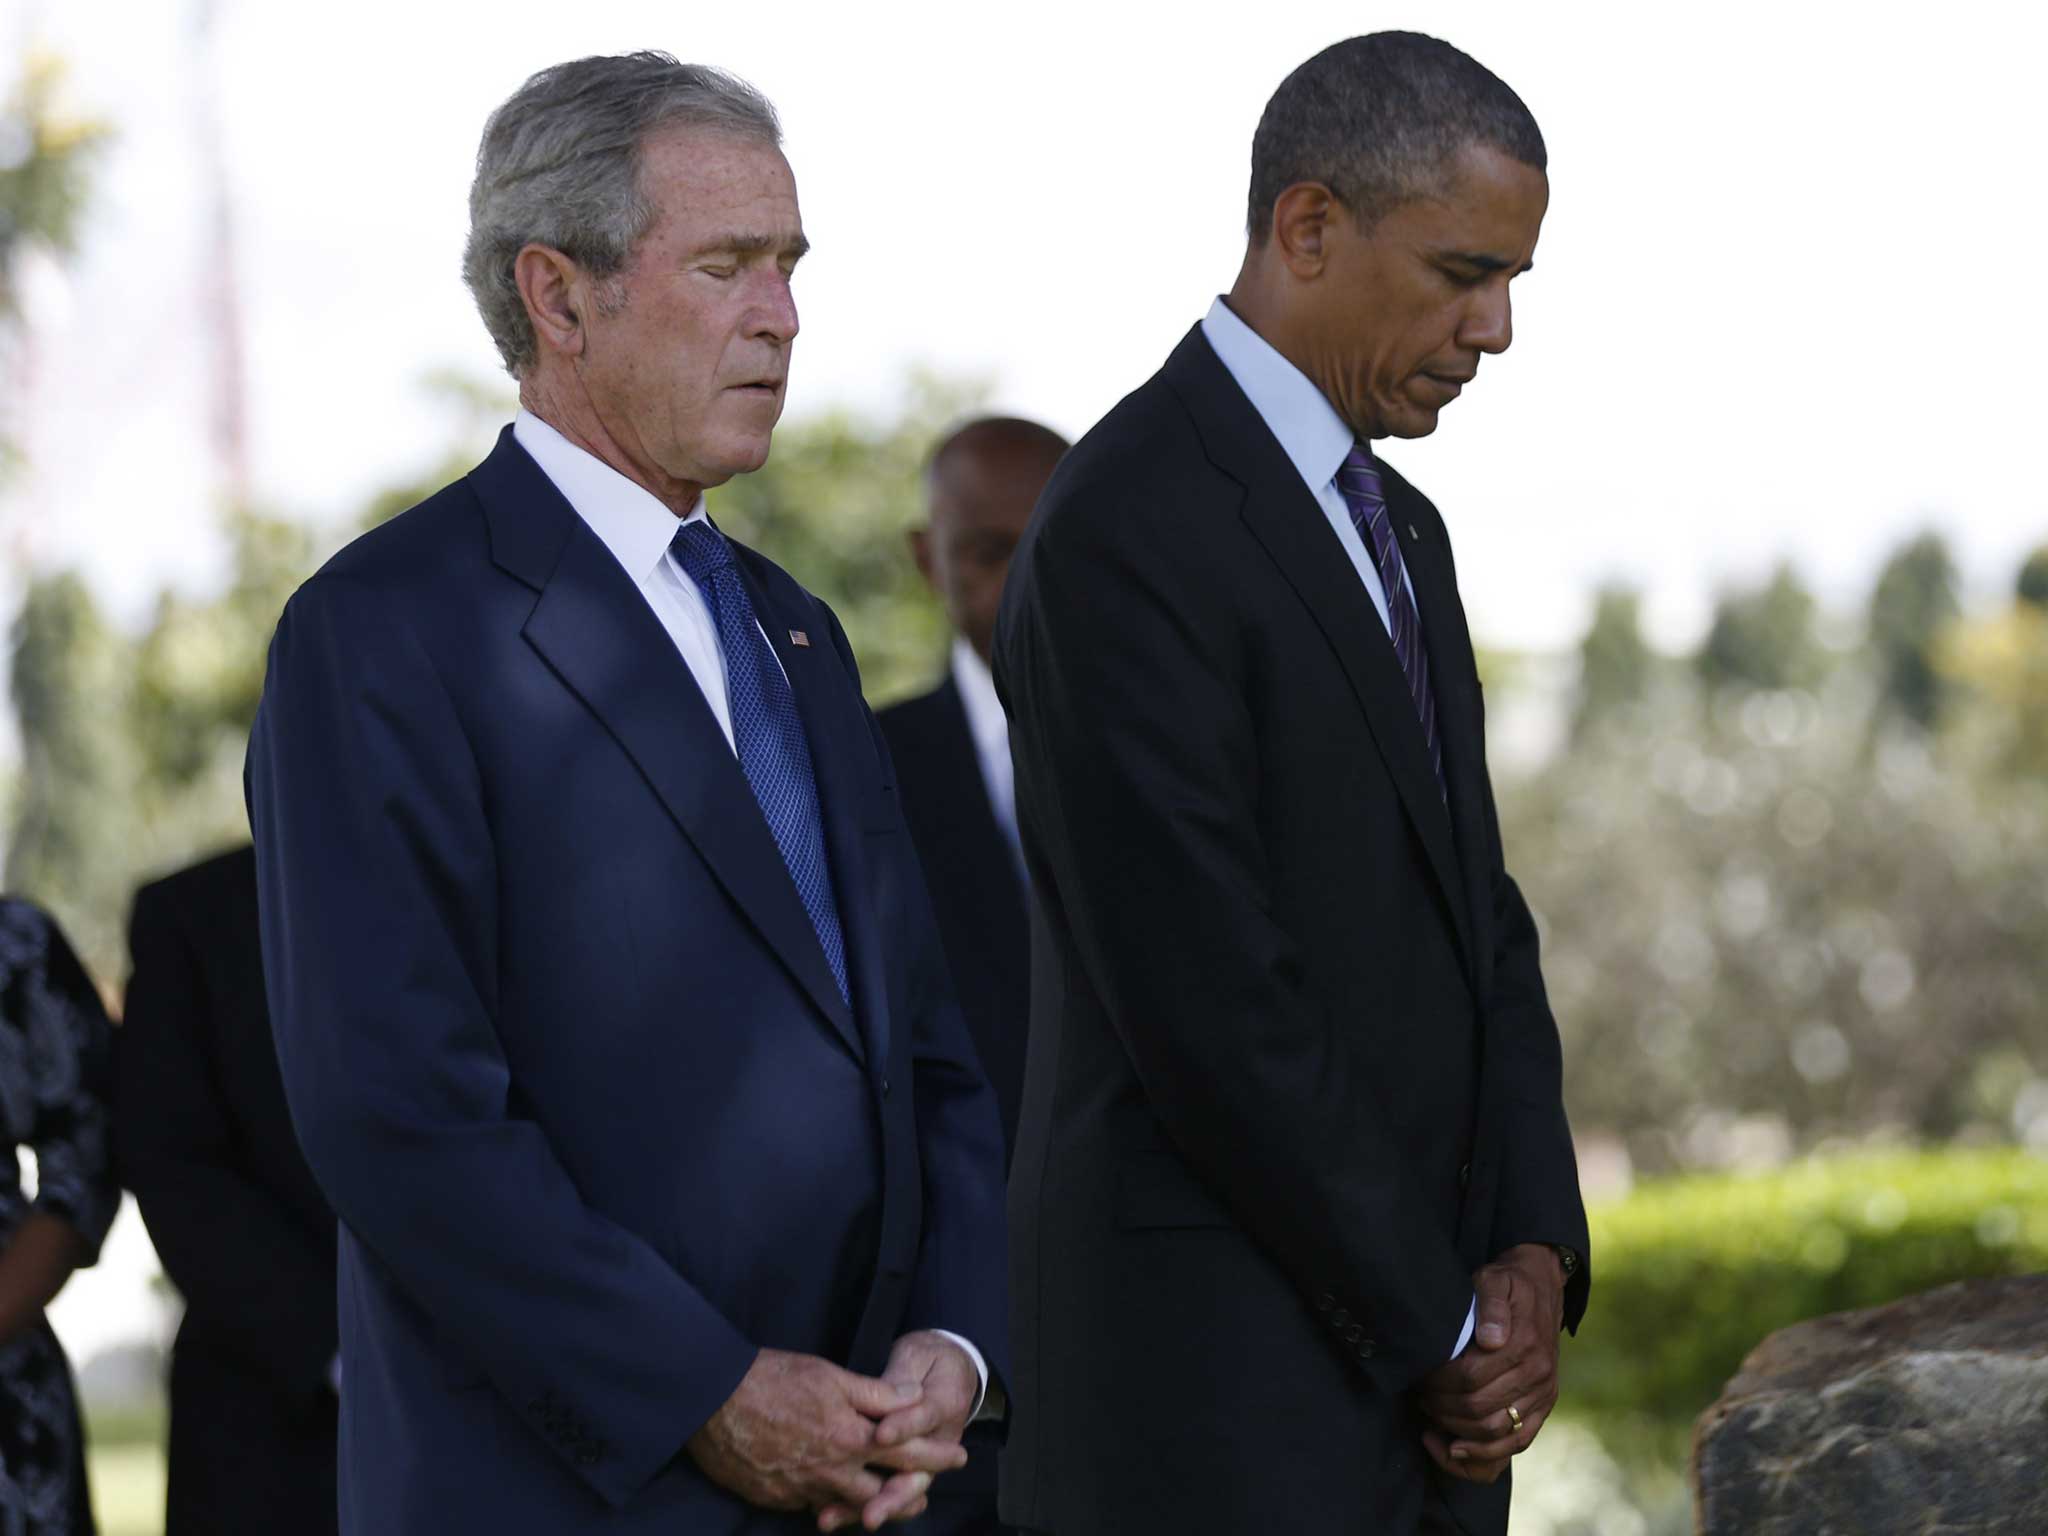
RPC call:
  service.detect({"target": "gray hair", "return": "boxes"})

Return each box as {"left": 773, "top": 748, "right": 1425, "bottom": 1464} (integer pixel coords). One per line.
{"left": 1247, "top": 32, "right": 1544, "bottom": 242}
{"left": 463, "top": 52, "right": 782, "bottom": 376}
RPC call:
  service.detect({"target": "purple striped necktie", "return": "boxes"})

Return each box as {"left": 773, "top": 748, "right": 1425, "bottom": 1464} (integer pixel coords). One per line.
{"left": 1334, "top": 446, "right": 1445, "bottom": 799}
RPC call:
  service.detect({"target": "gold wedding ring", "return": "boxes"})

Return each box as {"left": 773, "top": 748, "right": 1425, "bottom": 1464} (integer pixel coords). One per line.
{"left": 1506, "top": 1404, "right": 1523, "bottom": 1432}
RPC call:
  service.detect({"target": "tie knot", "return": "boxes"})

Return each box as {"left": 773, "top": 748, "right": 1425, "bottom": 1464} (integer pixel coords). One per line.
{"left": 1336, "top": 445, "right": 1385, "bottom": 506}
{"left": 670, "top": 519, "right": 733, "bottom": 585}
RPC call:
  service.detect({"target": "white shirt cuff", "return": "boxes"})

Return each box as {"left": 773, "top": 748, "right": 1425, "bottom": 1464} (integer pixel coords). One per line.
{"left": 929, "top": 1329, "right": 994, "bottom": 1422}
{"left": 1450, "top": 1296, "right": 1477, "bottom": 1360}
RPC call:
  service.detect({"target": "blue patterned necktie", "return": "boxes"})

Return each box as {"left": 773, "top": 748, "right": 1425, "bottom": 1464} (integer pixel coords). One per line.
{"left": 670, "top": 520, "right": 849, "bottom": 1003}
{"left": 1334, "top": 446, "right": 1445, "bottom": 798}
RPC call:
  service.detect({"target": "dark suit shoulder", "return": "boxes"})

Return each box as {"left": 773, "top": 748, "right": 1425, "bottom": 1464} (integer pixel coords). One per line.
{"left": 133, "top": 846, "right": 257, "bottom": 934}
{"left": 1041, "top": 369, "right": 1221, "bottom": 527}
{"left": 311, "top": 474, "right": 488, "bottom": 600}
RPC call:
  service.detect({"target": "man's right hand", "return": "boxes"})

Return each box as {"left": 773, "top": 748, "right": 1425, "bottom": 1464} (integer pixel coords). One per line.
{"left": 1414, "top": 1248, "right": 1565, "bottom": 1483}
{"left": 686, "top": 1349, "right": 968, "bottom": 1524}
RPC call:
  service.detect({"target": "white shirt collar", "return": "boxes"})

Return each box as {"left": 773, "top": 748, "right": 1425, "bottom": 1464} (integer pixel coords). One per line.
{"left": 950, "top": 636, "right": 1008, "bottom": 754}
{"left": 1198, "top": 296, "right": 1355, "bottom": 496}
{"left": 512, "top": 408, "right": 706, "bottom": 581}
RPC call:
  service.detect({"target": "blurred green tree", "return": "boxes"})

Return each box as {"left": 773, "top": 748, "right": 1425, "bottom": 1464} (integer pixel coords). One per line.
{"left": 2016, "top": 543, "right": 2048, "bottom": 610}
{"left": 1867, "top": 531, "right": 1960, "bottom": 731}
{"left": 5, "top": 572, "right": 138, "bottom": 983}
{"left": 1571, "top": 583, "right": 1653, "bottom": 741}
{"left": 1695, "top": 563, "right": 1826, "bottom": 693}
{"left": 0, "top": 55, "right": 111, "bottom": 478}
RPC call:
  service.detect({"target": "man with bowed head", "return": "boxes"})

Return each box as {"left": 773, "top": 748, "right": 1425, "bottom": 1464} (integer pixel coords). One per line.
{"left": 248, "top": 53, "right": 1005, "bottom": 1534}
{"left": 995, "top": 33, "right": 1589, "bottom": 1535}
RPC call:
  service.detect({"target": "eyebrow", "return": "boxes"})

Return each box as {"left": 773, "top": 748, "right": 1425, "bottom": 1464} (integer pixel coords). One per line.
{"left": 1441, "top": 250, "right": 1534, "bottom": 275}
{"left": 691, "top": 231, "right": 811, "bottom": 263}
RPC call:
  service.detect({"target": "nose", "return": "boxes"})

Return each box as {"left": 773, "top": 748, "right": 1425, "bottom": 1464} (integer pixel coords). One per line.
{"left": 1461, "top": 280, "right": 1513, "bottom": 355}
{"left": 751, "top": 272, "right": 799, "bottom": 346}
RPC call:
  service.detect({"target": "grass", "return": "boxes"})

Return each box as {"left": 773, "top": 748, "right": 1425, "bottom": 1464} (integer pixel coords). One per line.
{"left": 85, "top": 1401, "right": 165, "bottom": 1536}
{"left": 87, "top": 1443, "right": 164, "bottom": 1536}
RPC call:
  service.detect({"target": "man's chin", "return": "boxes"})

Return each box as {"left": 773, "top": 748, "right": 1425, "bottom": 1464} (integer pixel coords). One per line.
{"left": 1382, "top": 406, "right": 1443, "bottom": 440}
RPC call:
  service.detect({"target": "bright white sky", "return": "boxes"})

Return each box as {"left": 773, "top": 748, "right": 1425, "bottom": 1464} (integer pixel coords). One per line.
{"left": 10, "top": 0, "right": 2047, "bottom": 664}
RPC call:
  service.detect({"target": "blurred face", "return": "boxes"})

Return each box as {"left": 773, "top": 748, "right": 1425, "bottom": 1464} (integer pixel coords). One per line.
{"left": 1295, "top": 143, "right": 1548, "bottom": 441}
{"left": 913, "top": 438, "right": 1055, "bottom": 664}
{"left": 577, "top": 126, "right": 805, "bottom": 492}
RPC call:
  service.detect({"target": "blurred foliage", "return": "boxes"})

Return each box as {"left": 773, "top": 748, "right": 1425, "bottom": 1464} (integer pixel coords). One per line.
{"left": 5, "top": 572, "right": 139, "bottom": 979}
{"left": 1563, "top": 1148, "right": 2048, "bottom": 1466}
{"left": 2017, "top": 544, "right": 2048, "bottom": 610}
{"left": 1695, "top": 563, "right": 1827, "bottom": 693}
{"left": 1570, "top": 584, "right": 1652, "bottom": 741}
{"left": 0, "top": 54, "right": 111, "bottom": 483}
{"left": 1520, "top": 543, "right": 2048, "bottom": 1177}
{"left": 1866, "top": 531, "right": 1960, "bottom": 732}
{"left": 0, "top": 54, "right": 110, "bottom": 315}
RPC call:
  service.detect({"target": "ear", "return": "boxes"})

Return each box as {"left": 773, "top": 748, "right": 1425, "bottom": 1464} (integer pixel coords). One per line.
{"left": 1270, "top": 182, "right": 1338, "bottom": 279}
{"left": 514, "top": 244, "right": 589, "bottom": 361}
{"left": 907, "top": 527, "right": 938, "bottom": 588}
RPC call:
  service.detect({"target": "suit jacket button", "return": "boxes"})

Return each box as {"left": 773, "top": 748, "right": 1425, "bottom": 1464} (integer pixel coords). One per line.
{"left": 1458, "top": 1162, "right": 1472, "bottom": 1189}
{"left": 880, "top": 1076, "right": 892, "bottom": 1098}
{"left": 1330, "top": 1308, "right": 1350, "bottom": 1328}
{"left": 1316, "top": 1292, "right": 1335, "bottom": 1313}
{"left": 1344, "top": 1324, "right": 1363, "bottom": 1343}
{"left": 1357, "top": 1341, "right": 1375, "bottom": 1360}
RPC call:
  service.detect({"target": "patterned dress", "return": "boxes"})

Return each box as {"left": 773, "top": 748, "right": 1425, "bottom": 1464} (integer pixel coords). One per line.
{"left": 0, "top": 902, "right": 116, "bottom": 1536}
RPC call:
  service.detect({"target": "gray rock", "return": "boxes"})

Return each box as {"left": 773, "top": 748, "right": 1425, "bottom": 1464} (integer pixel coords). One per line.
{"left": 1692, "top": 1274, "right": 2048, "bottom": 1535}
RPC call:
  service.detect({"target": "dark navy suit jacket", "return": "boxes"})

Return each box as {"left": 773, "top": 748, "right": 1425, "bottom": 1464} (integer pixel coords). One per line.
{"left": 246, "top": 427, "right": 1007, "bottom": 1535}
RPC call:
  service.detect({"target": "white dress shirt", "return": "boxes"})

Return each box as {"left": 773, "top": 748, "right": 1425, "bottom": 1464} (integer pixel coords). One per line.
{"left": 510, "top": 409, "right": 993, "bottom": 1413}
{"left": 950, "top": 637, "right": 1020, "bottom": 861}
{"left": 1192, "top": 311, "right": 1475, "bottom": 1363}
{"left": 1199, "top": 297, "right": 1423, "bottom": 636}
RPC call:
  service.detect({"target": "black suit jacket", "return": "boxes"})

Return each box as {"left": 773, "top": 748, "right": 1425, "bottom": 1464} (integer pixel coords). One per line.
{"left": 992, "top": 327, "right": 1589, "bottom": 1535}
{"left": 114, "top": 845, "right": 339, "bottom": 1536}
{"left": 877, "top": 676, "right": 1029, "bottom": 1161}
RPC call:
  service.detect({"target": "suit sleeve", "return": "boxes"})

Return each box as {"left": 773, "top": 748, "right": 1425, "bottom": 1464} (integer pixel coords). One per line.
{"left": 1474, "top": 726, "right": 1591, "bottom": 1330}
{"left": 114, "top": 882, "right": 337, "bottom": 1399}
{"left": 825, "top": 611, "right": 1009, "bottom": 1391}
{"left": 996, "top": 502, "right": 1472, "bottom": 1394}
{"left": 246, "top": 574, "right": 758, "bottom": 1507}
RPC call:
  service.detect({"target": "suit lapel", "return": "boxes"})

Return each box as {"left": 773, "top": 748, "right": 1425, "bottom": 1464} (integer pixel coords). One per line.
{"left": 742, "top": 566, "right": 893, "bottom": 1068}
{"left": 472, "top": 433, "right": 864, "bottom": 1060}
{"left": 1163, "top": 329, "right": 1476, "bottom": 979}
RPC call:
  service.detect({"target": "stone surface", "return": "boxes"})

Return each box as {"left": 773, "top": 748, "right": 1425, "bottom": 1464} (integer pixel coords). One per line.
{"left": 1692, "top": 1274, "right": 2048, "bottom": 1535}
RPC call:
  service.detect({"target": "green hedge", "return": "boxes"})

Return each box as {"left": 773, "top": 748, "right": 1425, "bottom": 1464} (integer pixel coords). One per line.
{"left": 1564, "top": 1148, "right": 2048, "bottom": 1449}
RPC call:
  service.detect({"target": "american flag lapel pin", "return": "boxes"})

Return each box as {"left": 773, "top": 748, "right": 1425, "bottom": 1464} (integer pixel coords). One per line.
{"left": 788, "top": 629, "right": 811, "bottom": 648}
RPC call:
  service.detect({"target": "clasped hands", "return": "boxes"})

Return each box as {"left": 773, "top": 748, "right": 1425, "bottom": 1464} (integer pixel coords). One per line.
{"left": 687, "top": 1330, "right": 979, "bottom": 1531}
{"left": 1414, "top": 1243, "right": 1565, "bottom": 1485}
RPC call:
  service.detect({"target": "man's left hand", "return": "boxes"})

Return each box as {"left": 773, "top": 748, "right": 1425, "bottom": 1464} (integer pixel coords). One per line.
{"left": 817, "top": 1331, "right": 980, "bottom": 1531}
{"left": 1415, "top": 1244, "right": 1565, "bottom": 1475}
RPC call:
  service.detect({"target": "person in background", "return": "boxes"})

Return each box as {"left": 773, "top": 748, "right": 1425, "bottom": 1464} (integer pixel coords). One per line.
{"left": 880, "top": 416, "right": 1068, "bottom": 1166}
{"left": 114, "top": 845, "right": 339, "bottom": 1536}
{"left": 994, "top": 32, "right": 1589, "bottom": 1535}
{"left": 246, "top": 52, "right": 1005, "bottom": 1535}
{"left": 0, "top": 899, "right": 117, "bottom": 1536}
